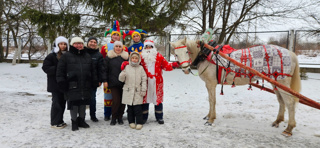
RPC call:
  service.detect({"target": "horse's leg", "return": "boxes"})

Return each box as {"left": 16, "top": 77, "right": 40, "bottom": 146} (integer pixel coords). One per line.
{"left": 205, "top": 82, "right": 217, "bottom": 125}
{"left": 280, "top": 89, "right": 297, "bottom": 136}
{"left": 203, "top": 112, "right": 209, "bottom": 120}
{"left": 272, "top": 91, "right": 285, "bottom": 128}
{"left": 276, "top": 79, "right": 297, "bottom": 137}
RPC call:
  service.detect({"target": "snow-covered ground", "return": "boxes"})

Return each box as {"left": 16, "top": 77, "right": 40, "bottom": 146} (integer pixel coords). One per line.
{"left": 0, "top": 62, "right": 320, "bottom": 147}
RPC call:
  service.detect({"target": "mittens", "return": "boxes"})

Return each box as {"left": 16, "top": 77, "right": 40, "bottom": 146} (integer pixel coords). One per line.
{"left": 171, "top": 61, "right": 180, "bottom": 68}
{"left": 121, "top": 61, "right": 129, "bottom": 70}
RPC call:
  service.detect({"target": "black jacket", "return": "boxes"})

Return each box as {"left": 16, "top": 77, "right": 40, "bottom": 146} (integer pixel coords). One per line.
{"left": 42, "top": 53, "right": 60, "bottom": 92}
{"left": 56, "top": 45, "right": 97, "bottom": 103}
{"left": 104, "top": 53, "right": 128, "bottom": 88}
{"left": 85, "top": 47, "right": 107, "bottom": 87}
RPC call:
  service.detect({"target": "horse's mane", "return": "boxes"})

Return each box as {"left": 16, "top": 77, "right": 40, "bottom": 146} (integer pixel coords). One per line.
{"left": 185, "top": 39, "right": 200, "bottom": 62}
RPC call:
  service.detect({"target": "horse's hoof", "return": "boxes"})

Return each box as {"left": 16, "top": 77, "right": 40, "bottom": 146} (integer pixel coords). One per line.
{"left": 272, "top": 123, "right": 279, "bottom": 128}
{"left": 204, "top": 122, "right": 212, "bottom": 126}
{"left": 203, "top": 116, "right": 209, "bottom": 120}
{"left": 282, "top": 131, "right": 292, "bottom": 137}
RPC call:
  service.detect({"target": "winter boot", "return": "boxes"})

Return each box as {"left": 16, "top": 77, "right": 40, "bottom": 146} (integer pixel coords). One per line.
{"left": 77, "top": 117, "right": 90, "bottom": 128}
{"left": 91, "top": 116, "right": 99, "bottom": 122}
{"left": 71, "top": 119, "right": 79, "bottom": 131}
{"left": 136, "top": 124, "right": 143, "bottom": 130}
{"left": 157, "top": 119, "right": 164, "bottom": 124}
{"left": 110, "top": 119, "right": 117, "bottom": 125}
{"left": 129, "top": 123, "right": 136, "bottom": 129}
{"left": 118, "top": 118, "right": 124, "bottom": 125}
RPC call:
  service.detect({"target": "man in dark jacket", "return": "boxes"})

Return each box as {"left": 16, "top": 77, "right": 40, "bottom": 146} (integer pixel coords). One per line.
{"left": 56, "top": 37, "right": 97, "bottom": 131}
{"left": 85, "top": 37, "right": 107, "bottom": 122}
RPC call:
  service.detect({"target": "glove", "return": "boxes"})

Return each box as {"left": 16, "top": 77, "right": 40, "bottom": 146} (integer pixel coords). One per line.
{"left": 171, "top": 61, "right": 180, "bottom": 69}
{"left": 121, "top": 61, "right": 129, "bottom": 70}
{"left": 140, "top": 91, "right": 146, "bottom": 97}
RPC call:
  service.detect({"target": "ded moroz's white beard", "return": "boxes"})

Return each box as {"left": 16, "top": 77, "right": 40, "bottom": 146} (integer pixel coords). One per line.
{"left": 141, "top": 48, "right": 157, "bottom": 64}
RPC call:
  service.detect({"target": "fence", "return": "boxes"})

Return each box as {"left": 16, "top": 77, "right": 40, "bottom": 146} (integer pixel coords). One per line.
{"left": 2, "top": 30, "right": 319, "bottom": 63}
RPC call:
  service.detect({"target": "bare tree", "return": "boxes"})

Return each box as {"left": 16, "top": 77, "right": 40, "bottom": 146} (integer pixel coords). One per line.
{"left": 180, "top": 0, "right": 311, "bottom": 44}
{"left": 0, "top": 0, "right": 4, "bottom": 62}
{"left": 302, "top": 1, "right": 320, "bottom": 35}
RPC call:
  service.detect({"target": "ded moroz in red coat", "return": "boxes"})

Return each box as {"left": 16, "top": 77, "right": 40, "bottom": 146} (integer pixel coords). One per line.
{"left": 140, "top": 52, "right": 175, "bottom": 105}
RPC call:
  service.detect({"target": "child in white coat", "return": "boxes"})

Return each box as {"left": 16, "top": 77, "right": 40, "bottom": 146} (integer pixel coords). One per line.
{"left": 119, "top": 52, "right": 147, "bottom": 130}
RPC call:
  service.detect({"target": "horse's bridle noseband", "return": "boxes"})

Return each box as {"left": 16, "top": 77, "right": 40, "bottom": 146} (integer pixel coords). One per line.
{"left": 174, "top": 46, "right": 191, "bottom": 69}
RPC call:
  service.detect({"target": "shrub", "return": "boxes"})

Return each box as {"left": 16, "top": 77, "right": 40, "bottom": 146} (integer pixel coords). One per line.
{"left": 30, "top": 61, "right": 39, "bottom": 68}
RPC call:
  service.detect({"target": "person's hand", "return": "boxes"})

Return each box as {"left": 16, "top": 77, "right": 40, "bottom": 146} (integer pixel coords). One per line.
{"left": 140, "top": 91, "right": 146, "bottom": 97}
{"left": 172, "top": 61, "right": 180, "bottom": 69}
{"left": 103, "top": 82, "right": 108, "bottom": 88}
{"left": 121, "top": 61, "right": 129, "bottom": 70}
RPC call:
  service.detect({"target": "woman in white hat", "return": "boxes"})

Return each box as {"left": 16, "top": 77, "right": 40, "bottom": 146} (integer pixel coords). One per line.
{"left": 56, "top": 37, "right": 97, "bottom": 131}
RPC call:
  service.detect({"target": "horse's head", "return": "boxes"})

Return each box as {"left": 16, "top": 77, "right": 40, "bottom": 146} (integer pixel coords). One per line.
{"left": 170, "top": 37, "right": 192, "bottom": 74}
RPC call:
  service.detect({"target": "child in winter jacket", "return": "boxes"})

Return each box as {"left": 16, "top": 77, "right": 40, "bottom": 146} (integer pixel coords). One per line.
{"left": 42, "top": 36, "right": 69, "bottom": 129}
{"left": 119, "top": 52, "right": 147, "bottom": 130}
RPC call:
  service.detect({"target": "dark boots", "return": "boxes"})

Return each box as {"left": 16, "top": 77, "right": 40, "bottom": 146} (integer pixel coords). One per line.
{"left": 118, "top": 118, "right": 124, "bottom": 125}
{"left": 71, "top": 119, "right": 79, "bottom": 131}
{"left": 110, "top": 119, "right": 117, "bottom": 125}
{"left": 77, "top": 117, "right": 90, "bottom": 128}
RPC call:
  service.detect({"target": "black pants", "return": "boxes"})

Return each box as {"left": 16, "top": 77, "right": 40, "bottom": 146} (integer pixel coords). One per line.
{"left": 90, "top": 88, "right": 97, "bottom": 118}
{"left": 142, "top": 103, "right": 163, "bottom": 121}
{"left": 110, "top": 87, "right": 125, "bottom": 120}
{"left": 127, "top": 105, "right": 143, "bottom": 124}
{"left": 51, "top": 91, "right": 66, "bottom": 125}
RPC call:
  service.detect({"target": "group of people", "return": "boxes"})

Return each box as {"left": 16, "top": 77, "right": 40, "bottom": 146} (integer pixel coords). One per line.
{"left": 42, "top": 20, "right": 179, "bottom": 131}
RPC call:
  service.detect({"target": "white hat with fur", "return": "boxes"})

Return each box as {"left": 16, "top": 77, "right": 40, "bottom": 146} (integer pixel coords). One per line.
{"left": 54, "top": 36, "right": 69, "bottom": 53}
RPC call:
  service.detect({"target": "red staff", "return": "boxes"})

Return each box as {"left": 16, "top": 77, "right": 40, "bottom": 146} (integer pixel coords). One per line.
{"left": 198, "top": 41, "right": 320, "bottom": 110}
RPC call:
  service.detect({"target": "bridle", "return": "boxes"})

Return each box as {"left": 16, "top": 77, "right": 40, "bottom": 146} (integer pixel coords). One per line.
{"left": 174, "top": 45, "right": 192, "bottom": 69}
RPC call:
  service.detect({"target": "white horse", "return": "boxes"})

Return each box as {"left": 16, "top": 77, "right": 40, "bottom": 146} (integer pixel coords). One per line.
{"left": 170, "top": 38, "right": 301, "bottom": 136}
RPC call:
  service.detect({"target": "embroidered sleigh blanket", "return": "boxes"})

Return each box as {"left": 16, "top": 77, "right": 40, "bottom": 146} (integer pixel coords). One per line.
{"left": 208, "top": 45, "right": 292, "bottom": 80}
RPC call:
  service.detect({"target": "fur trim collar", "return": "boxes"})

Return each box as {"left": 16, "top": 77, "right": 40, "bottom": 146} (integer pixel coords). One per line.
{"left": 108, "top": 50, "right": 129, "bottom": 60}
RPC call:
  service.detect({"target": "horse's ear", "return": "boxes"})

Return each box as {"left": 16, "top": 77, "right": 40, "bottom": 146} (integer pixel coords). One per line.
{"left": 169, "top": 42, "right": 175, "bottom": 48}
{"left": 182, "top": 36, "right": 187, "bottom": 44}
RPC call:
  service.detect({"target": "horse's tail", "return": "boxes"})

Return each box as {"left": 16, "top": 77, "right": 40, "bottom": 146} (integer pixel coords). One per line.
{"left": 290, "top": 52, "right": 301, "bottom": 96}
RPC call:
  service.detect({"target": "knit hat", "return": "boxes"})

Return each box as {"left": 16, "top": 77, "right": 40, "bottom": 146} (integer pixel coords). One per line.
{"left": 104, "top": 20, "right": 125, "bottom": 39}
{"left": 87, "top": 36, "right": 97, "bottom": 43}
{"left": 114, "top": 41, "right": 123, "bottom": 48}
{"left": 144, "top": 40, "right": 155, "bottom": 48}
{"left": 70, "top": 37, "right": 84, "bottom": 46}
{"left": 53, "top": 36, "right": 69, "bottom": 53}
{"left": 131, "top": 53, "right": 139, "bottom": 58}
{"left": 125, "top": 29, "right": 147, "bottom": 38}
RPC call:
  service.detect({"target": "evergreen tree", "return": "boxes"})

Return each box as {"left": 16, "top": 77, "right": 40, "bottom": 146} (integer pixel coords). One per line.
{"left": 23, "top": 8, "right": 81, "bottom": 42}
{"left": 80, "top": 0, "right": 192, "bottom": 35}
